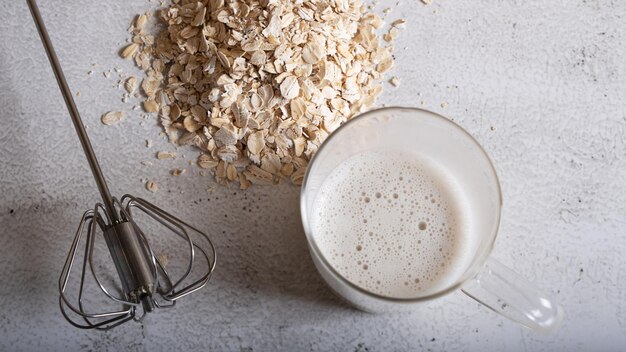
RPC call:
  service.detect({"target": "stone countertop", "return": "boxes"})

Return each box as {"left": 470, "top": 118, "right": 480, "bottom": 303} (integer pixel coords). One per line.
{"left": 0, "top": 0, "right": 625, "bottom": 351}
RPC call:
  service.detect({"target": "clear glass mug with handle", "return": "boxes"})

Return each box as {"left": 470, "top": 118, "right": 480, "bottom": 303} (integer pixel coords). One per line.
{"left": 300, "top": 107, "right": 564, "bottom": 333}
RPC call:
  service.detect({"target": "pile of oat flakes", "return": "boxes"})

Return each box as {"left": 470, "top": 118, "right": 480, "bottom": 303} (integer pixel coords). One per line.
{"left": 119, "top": 0, "right": 404, "bottom": 189}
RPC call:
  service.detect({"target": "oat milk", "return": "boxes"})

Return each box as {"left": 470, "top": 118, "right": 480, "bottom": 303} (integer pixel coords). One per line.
{"left": 311, "top": 151, "right": 474, "bottom": 298}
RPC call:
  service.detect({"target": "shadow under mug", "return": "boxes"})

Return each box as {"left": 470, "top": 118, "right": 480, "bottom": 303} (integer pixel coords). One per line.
{"left": 300, "top": 107, "right": 564, "bottom": 333}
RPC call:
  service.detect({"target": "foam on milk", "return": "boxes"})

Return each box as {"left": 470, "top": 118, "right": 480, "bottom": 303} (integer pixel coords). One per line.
{"left": 310, "top": 151, "right": 473, "bottom": 299}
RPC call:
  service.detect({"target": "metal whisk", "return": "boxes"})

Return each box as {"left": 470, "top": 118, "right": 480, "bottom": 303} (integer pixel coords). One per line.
{"left": 27, "top": 0, "right": 216, "bottom": 329}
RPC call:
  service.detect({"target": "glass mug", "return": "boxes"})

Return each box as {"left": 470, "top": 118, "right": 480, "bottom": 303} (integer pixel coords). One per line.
{"left": 300, "top": 107, "right": 563, "bottom": 333}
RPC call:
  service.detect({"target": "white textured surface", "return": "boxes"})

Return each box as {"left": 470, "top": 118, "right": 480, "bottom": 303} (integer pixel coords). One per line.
{"left": 1, "top": 0, "right": 625, "bottom": 351}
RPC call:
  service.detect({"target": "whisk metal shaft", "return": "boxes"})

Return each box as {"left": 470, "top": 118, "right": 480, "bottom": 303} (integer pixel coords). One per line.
{"left": 26, "top": 0, "right": 118, "bottom": 221}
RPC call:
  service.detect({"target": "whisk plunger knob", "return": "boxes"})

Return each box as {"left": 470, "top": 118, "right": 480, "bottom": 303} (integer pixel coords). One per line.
{"left": 103, "top": 222, "right": 155, "bottom": 304}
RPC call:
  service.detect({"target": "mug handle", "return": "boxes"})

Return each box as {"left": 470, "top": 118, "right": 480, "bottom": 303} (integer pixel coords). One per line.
{"left": 461, "top": 257, "right": 564, "bottom": 333}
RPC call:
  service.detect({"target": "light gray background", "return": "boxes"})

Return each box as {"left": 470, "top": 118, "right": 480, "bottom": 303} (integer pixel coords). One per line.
{"left": 1, "top": 0, "right": 625, "bottom": 351}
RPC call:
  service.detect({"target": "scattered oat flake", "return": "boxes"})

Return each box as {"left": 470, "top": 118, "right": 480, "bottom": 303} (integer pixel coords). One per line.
{"left": 121, "top": 43, "right": 139, "bottom": 59}
{"left": 171, "top": 168, "right": 186, "bottom": 176}
{"left": 101, "top": 111, "right": 123, "bottom": 125}
{"left": 239, "top": 173, "right": 251, "bottom": 190}
{"left": 226, "top": 164, "right": 237, "bottom": 181}
{"left": 135, "top": 14, "right": 147, "bottom": 30}
{"left": 143, "top": 99, "right": 159, "bottom": 113}
{"left": 384, "top": 27, "right": 400, "bottom": 42}
{"left": 146, "top": 139, "right": 152, "bottom": 148}
{"left": 389, "top": 77, "right": 400, "bottom": 87}
{"left": 125, "top": 76, "right": 137, "bottom": 93}
{"left": 392, "top": 19, "right": 406, "bottom": 28}
{"left": 156, "top": 151, "right": 176, "bottom": 159}
{"left": 421, "top": 0, "right": 433, "bottom": 4}
{"left": 377, "top": 56, "right": 394, "bottom": 73}
{"left": 197, "top": 154, "right": 219, "bottom": 169}
{"left": 146, "top": 180, "right": 158, "bottom": 192}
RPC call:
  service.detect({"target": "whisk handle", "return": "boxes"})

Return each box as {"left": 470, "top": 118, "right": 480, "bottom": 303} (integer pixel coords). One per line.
{"left": 26, "top": 0, "right": 117, "bottom": 220}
